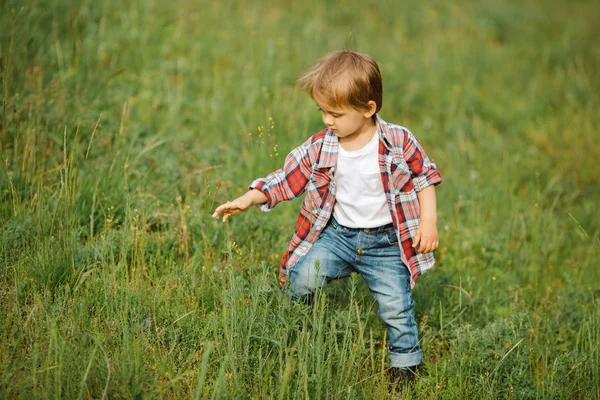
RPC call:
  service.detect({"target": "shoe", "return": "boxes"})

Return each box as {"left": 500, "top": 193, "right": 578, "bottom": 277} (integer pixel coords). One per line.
{"left": 304, "top": 293, "right": 314, "bottom": 306}
{"left": 388, "top": 365, "right": 417, "bottom": 394}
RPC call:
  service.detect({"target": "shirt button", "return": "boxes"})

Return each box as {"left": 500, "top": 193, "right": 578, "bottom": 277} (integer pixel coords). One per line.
{"left": 364, "top": 228, "right": 371, "bottom": 232}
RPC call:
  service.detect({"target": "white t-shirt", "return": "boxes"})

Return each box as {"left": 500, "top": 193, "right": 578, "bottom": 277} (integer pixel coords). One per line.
{"left": 333, "top": 131, "right": 393, "bottom": 228}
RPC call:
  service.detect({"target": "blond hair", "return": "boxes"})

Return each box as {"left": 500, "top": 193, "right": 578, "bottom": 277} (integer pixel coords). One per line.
{"left": 298, "top": 50, "right": 383, "bottom": 113}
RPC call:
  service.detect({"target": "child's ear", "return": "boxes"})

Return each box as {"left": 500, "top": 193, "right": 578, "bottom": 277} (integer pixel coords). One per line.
{"left": 363, "top": 100, "right": 377, "bottom": 118}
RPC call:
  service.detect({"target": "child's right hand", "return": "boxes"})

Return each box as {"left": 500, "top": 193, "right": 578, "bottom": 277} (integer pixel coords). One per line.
{"left": 212, "top": 189, "right": 268, "bottom": 222}
{"left": 212, "top": 197, "right": 252, "bottom": 222}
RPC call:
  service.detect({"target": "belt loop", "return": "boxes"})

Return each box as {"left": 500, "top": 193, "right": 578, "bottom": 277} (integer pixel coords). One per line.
{"left": 330, "top": 217, "right": 338, "bottom": 232}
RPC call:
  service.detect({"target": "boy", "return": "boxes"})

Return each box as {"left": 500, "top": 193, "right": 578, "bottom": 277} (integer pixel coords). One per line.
{"left": 212, "top": 50, "right": 442, "bottom": 386}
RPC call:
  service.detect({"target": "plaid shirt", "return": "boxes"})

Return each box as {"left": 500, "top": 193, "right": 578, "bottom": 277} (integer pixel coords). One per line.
{"left": 250, "top": 114, "right": 442, "bottom": 288}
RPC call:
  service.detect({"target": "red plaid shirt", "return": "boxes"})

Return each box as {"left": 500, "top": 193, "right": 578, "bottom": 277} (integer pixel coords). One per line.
{"left": 250, "top": 115, "right": 442, "bottom": 288}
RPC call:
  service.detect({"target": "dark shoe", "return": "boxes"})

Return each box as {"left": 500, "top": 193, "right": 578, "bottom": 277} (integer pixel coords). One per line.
{"left": 303, "top": 293, "right": 314, "bottom": 306}
{"left": 388, "top": 366, "right": 418, "bottom": 394}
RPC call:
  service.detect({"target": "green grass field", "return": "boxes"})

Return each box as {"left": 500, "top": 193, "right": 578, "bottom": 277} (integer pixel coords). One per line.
{"left": 1, "top": 0, "right": 599, "bottom": 398}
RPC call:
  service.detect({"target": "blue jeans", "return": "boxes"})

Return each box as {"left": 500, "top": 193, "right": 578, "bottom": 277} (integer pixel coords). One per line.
{"left": 286, "top": 218, "right": 422, "bottom": 368}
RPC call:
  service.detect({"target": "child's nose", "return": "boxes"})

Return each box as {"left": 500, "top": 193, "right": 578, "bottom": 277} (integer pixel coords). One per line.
{"left": 323, "top": 114, "right": 334, "bottom": 126}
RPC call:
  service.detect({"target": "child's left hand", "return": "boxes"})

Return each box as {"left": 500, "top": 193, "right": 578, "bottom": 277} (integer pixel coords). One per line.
{"left": 412, "top": 220, "right": 439, "bottom": 253}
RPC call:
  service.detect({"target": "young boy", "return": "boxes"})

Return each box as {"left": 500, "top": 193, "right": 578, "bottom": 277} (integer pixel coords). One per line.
{"left": 212, "top": 50, "right": 442, "bottom": 386}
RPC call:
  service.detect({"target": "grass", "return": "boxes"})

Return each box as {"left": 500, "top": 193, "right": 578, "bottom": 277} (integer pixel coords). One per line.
{"left": 1, "top": 0, "right": 599, "bottom": 398}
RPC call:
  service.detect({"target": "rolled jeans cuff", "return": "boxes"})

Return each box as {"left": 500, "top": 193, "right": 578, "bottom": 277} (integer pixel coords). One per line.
{"left": 389, "top": 349, "right": 423, "bottom": 368}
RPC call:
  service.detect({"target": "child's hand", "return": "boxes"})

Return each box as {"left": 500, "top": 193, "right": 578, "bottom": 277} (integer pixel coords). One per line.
{"left": 212, "top": 198, "right": 251, "bottom": 222}
{"left": 211, "top": 189, "right": 268, "bottom": 222}
{"left": 412, "top": 220, "right": 439, "bottom": 253}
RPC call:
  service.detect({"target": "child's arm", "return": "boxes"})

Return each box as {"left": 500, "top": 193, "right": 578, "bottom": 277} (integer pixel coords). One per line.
{"left": 211, "top": 133, "right": 318, "bottom": 222}
{"left": 402, "top": 128, "right": 442, "bottom": 253}
{"left": 211, "top": 189, "right": 268, "bottom": 222}
{"left": 412, "top": 186, "right": 438, "bottom": 253}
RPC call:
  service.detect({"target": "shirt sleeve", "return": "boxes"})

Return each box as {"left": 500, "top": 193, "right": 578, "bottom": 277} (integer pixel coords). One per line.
{"left": 402, "top": 128, "right": 442, "bottom": 192}
{"left": 249, "top": 137, "right": 314, "bottom": 212}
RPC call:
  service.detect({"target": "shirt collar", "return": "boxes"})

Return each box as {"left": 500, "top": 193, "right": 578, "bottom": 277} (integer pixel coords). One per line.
{"left": 315, "top": 114, "right": 392, "bottom": 169}
{"left": 375, "top": 114, "right": 394, "bottom": 151}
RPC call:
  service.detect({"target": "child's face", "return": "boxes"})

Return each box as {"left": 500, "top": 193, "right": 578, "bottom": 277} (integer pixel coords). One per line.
{"left": 315, "top": 100, "right": 376, "bottom": 140}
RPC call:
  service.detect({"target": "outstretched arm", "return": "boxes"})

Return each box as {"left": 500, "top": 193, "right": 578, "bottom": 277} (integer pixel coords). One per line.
{"left": 212, "top": 189, "right": 268, "bottom": 222}
{"left": 212, "top": 130, "right": 323, "bottom": 223}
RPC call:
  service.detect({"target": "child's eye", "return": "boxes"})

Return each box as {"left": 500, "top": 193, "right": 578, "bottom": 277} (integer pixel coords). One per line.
{"left": 316, "top": 106, "right": 342, "bottom": 118}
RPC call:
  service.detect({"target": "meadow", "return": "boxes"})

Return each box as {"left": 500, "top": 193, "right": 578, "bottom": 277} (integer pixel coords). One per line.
{"left": 1, "top": 0, "right": 599, "bottom": 398}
